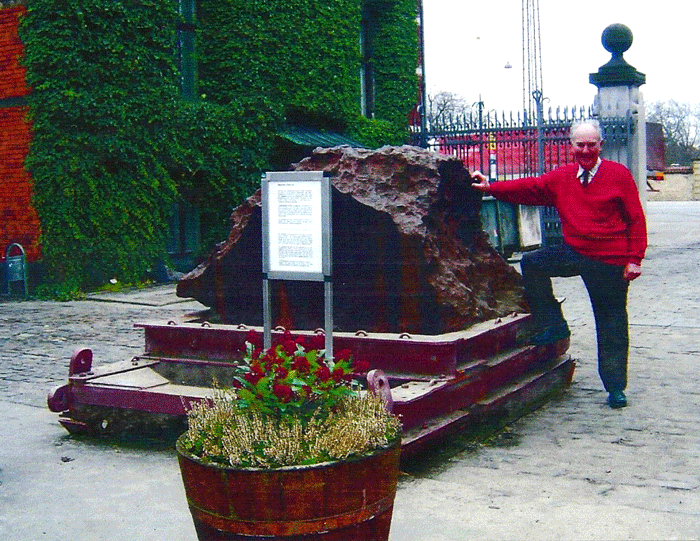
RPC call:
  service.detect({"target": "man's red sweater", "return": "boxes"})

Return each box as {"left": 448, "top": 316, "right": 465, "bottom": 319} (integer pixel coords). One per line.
{"left": 486, "top": 160, "right": 647, "bottom": 266}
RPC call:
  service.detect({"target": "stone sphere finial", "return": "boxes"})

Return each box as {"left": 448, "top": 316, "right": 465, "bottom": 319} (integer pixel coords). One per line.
{"left": 601, "top": 24, "right": 633, "bottom": 55}
{"left": 590, "top": 23, "right": 644, "bottom": 88}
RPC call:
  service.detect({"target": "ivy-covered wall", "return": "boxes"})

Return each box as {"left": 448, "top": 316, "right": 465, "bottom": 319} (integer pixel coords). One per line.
{"left": 20, "top": 0, "right": 183, "bottom": 286}
{"left": 195, "top": 0, "right": 418, "bottom": 147}
{"left": 198, "top": 1, "right": 358, "bottom": 124}
{"left": 16, "top": 0, "right": 418, "bottom": 289}
{"left": 363, "top": 0, "right": 420, "bottom": 125}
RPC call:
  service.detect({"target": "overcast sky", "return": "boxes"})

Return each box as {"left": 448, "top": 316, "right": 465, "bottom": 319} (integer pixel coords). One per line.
{"left": 423, "top": 0, "right": 698, "bottom": 114}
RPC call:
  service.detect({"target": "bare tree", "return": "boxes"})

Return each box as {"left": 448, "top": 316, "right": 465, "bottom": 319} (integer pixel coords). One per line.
{"left": 427, "top": 91, "right": 473, "bottom": 129}
{"left": 647, "top": 100, "right": 700, "bottom": 165}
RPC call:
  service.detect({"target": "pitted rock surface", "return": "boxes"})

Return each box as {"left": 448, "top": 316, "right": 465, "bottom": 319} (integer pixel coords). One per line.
{"left": 177, "top": 145, "right": 525, "bottom": 334}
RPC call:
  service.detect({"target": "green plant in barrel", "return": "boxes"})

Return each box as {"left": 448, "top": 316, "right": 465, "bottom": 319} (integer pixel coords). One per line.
{"left": 179, "top": 329, "right": 400, "bottom": 468}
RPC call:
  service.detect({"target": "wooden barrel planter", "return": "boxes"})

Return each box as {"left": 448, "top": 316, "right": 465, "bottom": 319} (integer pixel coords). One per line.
{"left": 176, "top": 435, "right": 401, "bottom": 540}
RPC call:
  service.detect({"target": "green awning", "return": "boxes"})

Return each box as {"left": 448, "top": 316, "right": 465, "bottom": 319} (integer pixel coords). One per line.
{"left": 278, "top": 126, "right": 364, "bottom": 148}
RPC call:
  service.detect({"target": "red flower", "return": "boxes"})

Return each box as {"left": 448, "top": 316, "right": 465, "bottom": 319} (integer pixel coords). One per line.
{"left": 272, "top": 383, "right": 294, "bottom": 403}
{"left": 331, "top": 366, "right": 346, "bottom": 383}
{"left": 234, "top": 325, "right": 359, "bottom": 420}
{"left": 280, "top": 339, "right": 297, "bottom": 357}
{"left": 260, "top": 351, "right": 277, "bottom": 367}
{"left": 291, "top": 355, "right": 311, "bottom": 374}
{"left": 245, "top": 329, "right": 263, "bottom": 349}
{"left": 244, "top": 370, "right": 263, "bottom": 386}
{"left": 275, "top": 365, "right": 289, "bottom": 379}
{"left": 315, "top": 364, "right": 331, "bottom": 382}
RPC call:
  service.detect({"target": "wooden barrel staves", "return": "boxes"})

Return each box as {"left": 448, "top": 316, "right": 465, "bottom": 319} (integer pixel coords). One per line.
{"left": 176, "top": 435, "right": 401, "bottom": 540}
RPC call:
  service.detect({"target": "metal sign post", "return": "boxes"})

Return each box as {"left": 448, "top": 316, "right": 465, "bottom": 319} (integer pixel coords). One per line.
{"left": 261, "top": 171, "right": 333, "bottom": 358}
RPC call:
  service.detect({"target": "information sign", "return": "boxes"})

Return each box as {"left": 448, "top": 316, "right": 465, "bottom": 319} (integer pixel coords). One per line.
{"left": 262, "top": 171, "right": 331, "bottom": 281}
{"left": 260, "top": 171, "right": 333, "bottom": 355}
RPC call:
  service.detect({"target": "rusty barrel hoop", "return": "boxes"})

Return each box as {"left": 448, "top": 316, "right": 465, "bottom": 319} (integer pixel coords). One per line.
{"left": 176, "top": 434, "right": 401, "bottom": 540}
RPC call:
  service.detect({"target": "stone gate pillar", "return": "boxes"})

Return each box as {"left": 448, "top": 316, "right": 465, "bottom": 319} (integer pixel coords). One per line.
{"left": 589, "top": 24, "right": 647, "bottom": 207}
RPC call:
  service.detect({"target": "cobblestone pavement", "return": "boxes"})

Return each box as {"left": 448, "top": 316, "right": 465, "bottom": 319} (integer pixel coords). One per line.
{"left": 0, "top": 288, "right": 206, "bottom": 408}
{"left": 0, "top": 201, "right": 698, "bottom": 541}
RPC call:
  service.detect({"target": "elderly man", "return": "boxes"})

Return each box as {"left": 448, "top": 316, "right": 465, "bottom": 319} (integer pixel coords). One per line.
{"left": 471, "top": 119, "right": 647, "bottom": 409}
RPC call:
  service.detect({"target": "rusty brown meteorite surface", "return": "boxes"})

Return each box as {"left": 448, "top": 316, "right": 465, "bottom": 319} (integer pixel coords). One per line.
{"left": 177, "top": 145, "right": 525, "bottom": 334}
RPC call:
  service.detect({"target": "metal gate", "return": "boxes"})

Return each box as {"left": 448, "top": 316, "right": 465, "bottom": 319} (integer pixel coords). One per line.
{"left": 411, "top": 104, "right": 634, "bottom": 254}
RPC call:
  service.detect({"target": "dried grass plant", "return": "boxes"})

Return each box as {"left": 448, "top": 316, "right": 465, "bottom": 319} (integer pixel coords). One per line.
{"left": 180, "top": 389, "right": 401, "bottom": 469}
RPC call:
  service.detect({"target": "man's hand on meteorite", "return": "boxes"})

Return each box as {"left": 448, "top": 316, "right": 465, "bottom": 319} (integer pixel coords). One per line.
{"left": 471, "top": 171, "right": 490, "bottom": 192}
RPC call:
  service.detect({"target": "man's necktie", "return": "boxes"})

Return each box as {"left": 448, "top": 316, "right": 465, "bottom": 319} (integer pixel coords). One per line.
{"left": 582, "top": 170, "right": 590, "bottom": 186}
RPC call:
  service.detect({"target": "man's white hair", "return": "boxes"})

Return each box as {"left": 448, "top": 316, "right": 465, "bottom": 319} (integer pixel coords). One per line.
{"left": 570, "top": 119, "right": 603, "bottom": 142}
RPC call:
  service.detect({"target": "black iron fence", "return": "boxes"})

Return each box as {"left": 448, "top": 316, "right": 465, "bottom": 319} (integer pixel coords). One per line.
{"left": 412, "top": 105, "right": 634, "bottom": 176}
{"left": 410, "top": 104, "right": 636, "bottom": 252}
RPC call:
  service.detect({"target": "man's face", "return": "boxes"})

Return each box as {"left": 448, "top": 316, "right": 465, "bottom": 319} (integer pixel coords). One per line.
{"left": 571, "top": 125, "right": 602, "bottom": 170}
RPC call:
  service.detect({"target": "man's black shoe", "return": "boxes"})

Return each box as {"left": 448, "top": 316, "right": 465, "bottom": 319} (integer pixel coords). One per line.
{"left": 528, "top": 322, "right": 571, "bottom": 346}
{"left": 607, "top": 390, "right": 627, "bottom": 409}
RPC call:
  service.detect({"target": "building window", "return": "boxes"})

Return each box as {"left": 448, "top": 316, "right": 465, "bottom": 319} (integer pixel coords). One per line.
{"left": 360, "top": 5, "right": 375, "bottom": 119}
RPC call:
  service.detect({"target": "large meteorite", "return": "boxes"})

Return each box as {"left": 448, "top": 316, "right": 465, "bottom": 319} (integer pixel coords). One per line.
{"left": 177, "top": 145, "right": 525, "bottom": 334}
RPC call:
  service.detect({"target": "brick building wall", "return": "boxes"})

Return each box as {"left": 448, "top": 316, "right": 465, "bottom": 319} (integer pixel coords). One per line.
{"left": 0, "top": 4, "right": 40, "bottom": 263}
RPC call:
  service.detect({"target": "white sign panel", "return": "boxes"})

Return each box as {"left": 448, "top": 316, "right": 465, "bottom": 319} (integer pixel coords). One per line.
{"left": 262, "top": 171, "right": 330, "bottom": 281}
